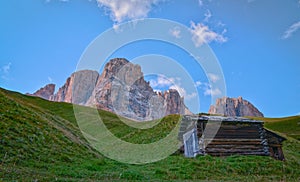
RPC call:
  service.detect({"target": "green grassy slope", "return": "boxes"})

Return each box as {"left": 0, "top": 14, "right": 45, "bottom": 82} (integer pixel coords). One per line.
{"left": 257, "top": 116, "right": 300, "bottom": 140}
{"left": 1, "top": 88, "right": 300, "bottom": 181}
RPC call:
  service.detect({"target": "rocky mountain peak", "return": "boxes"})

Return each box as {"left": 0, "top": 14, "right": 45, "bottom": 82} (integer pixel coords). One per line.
{"left": 31, "top": 58, "right": 191, "bottom": 121}
{"left": 29, "top": 84, "right": 55, "bottom": 100}
{"left": 208, "top": 96, "right": 264, "bottom": 117}
{"left": 101, "top": 58, "right": 139, "bottom": 79}
{"left": 103, "top": 58, "right": 143, "bottom": 85}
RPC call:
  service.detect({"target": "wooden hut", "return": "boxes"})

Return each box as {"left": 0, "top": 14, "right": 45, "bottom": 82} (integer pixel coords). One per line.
{"left": 265, "top": 129, "right": 286, "bottom": 160}
{"left": 178, "top": 115, "right": 286, "bottom": 160}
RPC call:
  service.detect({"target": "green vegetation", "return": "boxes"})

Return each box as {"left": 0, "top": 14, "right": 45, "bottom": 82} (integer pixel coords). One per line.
{"left": 1, "top": 88, "right": 300, "bottom": 181}
{"left": 256, "top": 116, "right": 300, "bottom": 140}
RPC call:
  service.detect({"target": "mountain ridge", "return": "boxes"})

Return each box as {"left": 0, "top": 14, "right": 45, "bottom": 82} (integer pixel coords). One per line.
{"left": 208, "top": 96, "right": 264, "bottom": 117}
{"left": 31, "top": 58, "right": 191, "bottom": 121}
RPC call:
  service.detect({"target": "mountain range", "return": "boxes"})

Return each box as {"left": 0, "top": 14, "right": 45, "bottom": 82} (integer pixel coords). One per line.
{"left": 30, "top": 58, "right": 191, "bottom": 121}
{"left": 30, "top": 58, "right": 264, "bottom": 119}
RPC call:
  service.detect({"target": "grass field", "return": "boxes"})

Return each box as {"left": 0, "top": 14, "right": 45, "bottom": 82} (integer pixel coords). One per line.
{"left": 253, "top": 116, "right": 300, "bottom": 140}
{"left": 1, "top": 87, "right": 300, "bottom": 181}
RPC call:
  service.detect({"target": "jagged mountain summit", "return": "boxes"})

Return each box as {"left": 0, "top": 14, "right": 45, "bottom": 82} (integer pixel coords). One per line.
{"left": 30, "top": 83, "right": 55, "bottom": 100}
{"left": 31, "top": 58, "right": 191, "bottom": 121}
{"left": 208, "top": 96, "right": 264, "bottom": 117}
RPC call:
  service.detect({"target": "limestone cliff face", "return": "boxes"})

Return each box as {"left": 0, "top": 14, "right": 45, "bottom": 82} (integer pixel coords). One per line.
{"left": 52, "top": 70, "right": 99, "bottom": 105}
{"left": 32, "top": 58, "right": 191, "bottom": 120}
{"left": 86, "top": 58, "right": 188, "bottom": 120}
{"left": 30, "top": 84, "right": 55, "bottom": 100}
{"left": 164, "top": 89, "right": 185, "bottom": 115}
{"left": 208, "top": 96, "right": 264, "bottom": 117}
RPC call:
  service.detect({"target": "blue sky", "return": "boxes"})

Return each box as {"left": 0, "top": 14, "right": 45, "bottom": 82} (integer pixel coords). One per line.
{"left": 0, "top": 0, "right": 300, "bottom": 117}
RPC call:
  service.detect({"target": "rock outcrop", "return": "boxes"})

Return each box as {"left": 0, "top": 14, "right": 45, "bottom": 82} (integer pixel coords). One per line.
{"left": 52, "top": 70, "right": 99, "bottom": 104}
{"left": 208, "top": 96, "right": 264, "bottom": 117}
{"left": 32, "top": 58, "right": 191, "bottom": 120}
{"left": 30, "top": 84, "right": 55, "bottom": 100}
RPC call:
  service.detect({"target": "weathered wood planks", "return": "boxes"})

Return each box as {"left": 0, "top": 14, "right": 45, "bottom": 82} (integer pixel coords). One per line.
{"left": 179, "top": 115, "right": 286, "bottom": 160}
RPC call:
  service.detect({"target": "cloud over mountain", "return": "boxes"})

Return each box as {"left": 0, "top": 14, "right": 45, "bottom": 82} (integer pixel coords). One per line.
{"left": 97, "top": 0, "right": 163, "bottom": 23}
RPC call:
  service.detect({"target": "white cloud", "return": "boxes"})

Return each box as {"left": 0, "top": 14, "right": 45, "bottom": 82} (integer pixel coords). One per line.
{"left": 198, "top": 0, "right": 203, "bottom": 6}
{"left": 199, "top": 73, "right": 223, "bottom": 96}
{"left": 170, "top": 26, "right": 181, "bottom": 38}
{"left": 217, "top": 21, "right": 225, "bottom": 27}
{"left": 149, "top": 75, "right": 197, "bottom": 100}
{"left": 170, "top": 84, "right": 197, "bottom": 100}
{"left": 197, "top": 82, "right": 222, "bottom": 97}
{"left": 112, "top": 23, "right": 124, "bottom": 32}
{"left": 190, "top": 21, "right": 227, "bottom": 47}
{"left": 204, "top": 9, "right": 212, "bottom": 22}
{"left": 194, "top": 81, "right": 202, "bottom": 87}
{"left": 48, "top": 77, "right": 53, "bottom": 83}
{"left": 97, "top": 0, "right": 163, "bottom": 23}
{"left": 1, "top": 62, "right": 12, "bottom": 80}
{"left": 207, "top": 73, "right": 220, "bottom": 83}
{"left": 149, "top": 75, "right": 175, "bottom": 88}
{"left": 282, "top": 21, "right": 300, "bottom": 39}
{"left": 1, "top": 62, "right": 11, "bottom": 74}
{"left": 204, "top": 87, "right": 221, "bottom": 96}
{"left": 221, "top": 28, "right": 227, "bottom": 35}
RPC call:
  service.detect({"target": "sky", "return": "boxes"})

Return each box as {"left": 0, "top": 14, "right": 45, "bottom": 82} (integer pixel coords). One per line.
{"left": 0, "top": 0, "right": 300, "bottom": 117}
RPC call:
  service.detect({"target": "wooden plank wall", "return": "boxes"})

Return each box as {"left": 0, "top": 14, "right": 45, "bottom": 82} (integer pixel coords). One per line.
{"left": 197, "top": 121, "right": 270, "bottom": 156}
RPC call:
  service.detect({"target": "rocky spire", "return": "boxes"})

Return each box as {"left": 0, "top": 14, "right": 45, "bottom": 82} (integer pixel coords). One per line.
{"left": 208, "top": 96, "right": 264, "bottom": 117}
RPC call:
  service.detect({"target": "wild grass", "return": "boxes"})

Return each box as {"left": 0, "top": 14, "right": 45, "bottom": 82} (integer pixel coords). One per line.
{"left": 251, "top": 116, "right": 300, "bottom": 140}
{"left": 0, "top": 88, "right": 299, "bottom": 181}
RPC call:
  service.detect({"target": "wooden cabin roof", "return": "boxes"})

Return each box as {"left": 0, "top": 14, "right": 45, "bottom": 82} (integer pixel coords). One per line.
{"left": 265, "top": 129, "right": 286, "bottom": 144}
{"left": 183, "top": 115, "right": 263, "bottom": 123}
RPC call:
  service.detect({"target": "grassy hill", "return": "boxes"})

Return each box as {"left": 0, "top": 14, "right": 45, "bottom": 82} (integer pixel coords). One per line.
{"left": 0, "top": 87, "right": 300, "bottom": 181}
{"left": 250, "top": 116, "right": 300, "bottom": 140}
